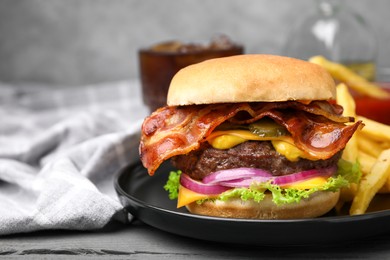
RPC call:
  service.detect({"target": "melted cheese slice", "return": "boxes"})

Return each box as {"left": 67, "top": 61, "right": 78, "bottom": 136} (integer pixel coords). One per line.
{"left": 207, "top": 130, "right": 317, "bottom": 161}
{"left": 177, "top": 185, "right": 216, "bottom": 208}
{"left": 272, "top": 140, "right": 318, "bottom": 161}
{"left": 279, "top": 177, "right": 328, "bottom": 189}
{"left": 177, "top": 177, "right": 328, "bottom": 208}
{"left": 207, "top": 130, "right": 295, "bottom": 148}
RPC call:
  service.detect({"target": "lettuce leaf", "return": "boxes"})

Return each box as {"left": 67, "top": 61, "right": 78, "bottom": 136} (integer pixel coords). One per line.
{"left": 163, "top": 170, "right": 182, "bottom": 200}
{"left": 216, "top": 174, "right": 352, "bottom": 205}
{"left": 164, "top": 159, "right": 361, "bottom": 206}
{"left": 336, "top": 158, "right": 362, "bottom": 184}
{"left": 218, "top": 187, "right": 266, "bottom": 202}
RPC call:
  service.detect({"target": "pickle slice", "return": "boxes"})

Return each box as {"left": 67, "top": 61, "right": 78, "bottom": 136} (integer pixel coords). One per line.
{"left": 249, "top": 118, "right": 289, "bottom": 137}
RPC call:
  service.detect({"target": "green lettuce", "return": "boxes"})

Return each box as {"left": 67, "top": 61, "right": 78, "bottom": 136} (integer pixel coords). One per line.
{"left": 336, "top": 158, "right": 362, "bottom": 184}
{"left": 163, "top": 170, "right": 182, "bottom": 200}
{"left": 164, "top": 159, "right": 361, "bottom": 206}
{"left": 220, "top": 174, "right": 350, "bottom": 205}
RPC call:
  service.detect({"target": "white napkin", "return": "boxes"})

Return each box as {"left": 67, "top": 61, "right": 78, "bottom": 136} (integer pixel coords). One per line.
{"left": 0, "top": 80, "right": 149, "bottom": 235}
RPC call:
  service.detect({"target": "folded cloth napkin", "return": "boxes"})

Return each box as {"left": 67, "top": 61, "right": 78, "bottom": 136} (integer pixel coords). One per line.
{"left": 0, "top": 80, "right": 149, "bottom": 235}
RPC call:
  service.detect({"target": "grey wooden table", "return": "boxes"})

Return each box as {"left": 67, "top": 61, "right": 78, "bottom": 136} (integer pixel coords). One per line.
{"left": 1, "top": 220, "right": 390, "bottom": 259}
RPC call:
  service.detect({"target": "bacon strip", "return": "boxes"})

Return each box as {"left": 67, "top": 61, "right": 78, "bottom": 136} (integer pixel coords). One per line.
{"left": 140, "top": 101, "right": 362, "bottom": 175}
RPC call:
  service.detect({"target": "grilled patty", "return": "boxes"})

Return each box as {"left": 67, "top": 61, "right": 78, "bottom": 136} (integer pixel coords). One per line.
{"left": 171, "top": 141, "right": 341, "bottom": 181}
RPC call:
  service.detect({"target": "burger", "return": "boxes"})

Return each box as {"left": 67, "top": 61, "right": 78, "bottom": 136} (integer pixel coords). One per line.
{"left": 139, "top": 54, "right": 363, "bottom": 219}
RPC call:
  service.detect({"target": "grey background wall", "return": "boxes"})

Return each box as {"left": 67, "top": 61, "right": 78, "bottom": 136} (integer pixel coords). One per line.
{"left": 0, "top": 0, "right": 389, "bottom": 86}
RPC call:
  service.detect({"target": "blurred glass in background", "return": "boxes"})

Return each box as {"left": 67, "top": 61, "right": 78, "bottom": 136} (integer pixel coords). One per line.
{"left": 283, "top": 0, "right": 377, "bottom": 81}
{"left": 139, "top": 35, "right": 243, "bottom": 112}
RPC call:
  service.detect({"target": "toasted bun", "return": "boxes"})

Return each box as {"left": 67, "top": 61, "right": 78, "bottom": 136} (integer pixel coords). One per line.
{"left": 186, "top": 191, "right": 340, "bottom": 219}
{"left": 167, "top": 54, "right": 336, "bottom": 106}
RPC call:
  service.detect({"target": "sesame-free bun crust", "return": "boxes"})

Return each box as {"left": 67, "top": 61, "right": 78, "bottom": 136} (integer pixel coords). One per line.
{"left": 186, "top": 191, "right": 340, "bottom": 219}
{"left": 167, "top": 54, "right": 336, "bottom": 106}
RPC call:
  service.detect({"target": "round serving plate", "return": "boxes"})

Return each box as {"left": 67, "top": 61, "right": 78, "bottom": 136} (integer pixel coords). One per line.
{"left": 115, "top": 161, "right": 390, "bottom": 246}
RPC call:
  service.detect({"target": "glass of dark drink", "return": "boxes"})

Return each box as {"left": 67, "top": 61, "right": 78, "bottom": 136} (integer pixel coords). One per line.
{"left": 139, "top": 35, "right": 244, "bottom": 112}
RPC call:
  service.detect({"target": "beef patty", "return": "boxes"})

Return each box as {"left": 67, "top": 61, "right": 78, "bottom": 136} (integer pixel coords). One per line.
{"left": 171, "top": 141, "right": 341, "bottom": 181}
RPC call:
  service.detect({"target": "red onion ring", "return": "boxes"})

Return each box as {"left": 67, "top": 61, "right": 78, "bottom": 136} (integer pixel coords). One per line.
{"left": 181, "top": 166, "right": 337, "bottom": 194}
{"left": 219, "top": 176, "right": 272, "bottom": 187}
{"left": 180, "top": 173, "right": 230, "bottom": 195}
{"left": 271, "top": 166, "right": 337, "bottom": 186}
{"left": 202, "top": 167, "right": 273, "bottom": 184}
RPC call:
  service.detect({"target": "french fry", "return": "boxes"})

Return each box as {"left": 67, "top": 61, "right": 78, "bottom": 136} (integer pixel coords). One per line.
{"left": 336, "top": 83, "right": 356, "bottom": 118}
{"left": 378, "top": 152, "right": 390, "bottom": 194}
{"left": 379, "top": 178, "right": 390, "bottom": 193}
{"left": 357, "top": 133, "right": 384, "bottom": 158}
{"left": 309, "top": 55, "right": 390, "bottom": 99}
{"left": 358, "top": 150, "right": 376, "bottom": 175}
{"left": 336, "top": 83, "right": 358, "bottom": 162}
{"left": 350, "top": 149, "right": 390, "bottom": 215}
{"left": 335, "top": 83, "right": 360, "bottom": 202}
{"left": 380, "top": 142, "right": 390, "bottom": 150}
{"left": 357, "top": 116, "right": 390, "bottom": 143}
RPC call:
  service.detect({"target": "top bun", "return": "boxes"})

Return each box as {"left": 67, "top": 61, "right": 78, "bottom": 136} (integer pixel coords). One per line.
{"left": 167, "top": 54, "right": 336, "bottom": 106}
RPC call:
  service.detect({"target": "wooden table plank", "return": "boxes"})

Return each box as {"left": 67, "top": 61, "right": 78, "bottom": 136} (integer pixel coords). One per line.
{"left": 1, "top": 220, "right": 390, "bottom": 259}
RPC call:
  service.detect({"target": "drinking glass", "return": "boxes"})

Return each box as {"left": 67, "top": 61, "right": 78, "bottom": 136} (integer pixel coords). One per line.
{"left": 139, "top": 35, "right": 244, "bottom": 112}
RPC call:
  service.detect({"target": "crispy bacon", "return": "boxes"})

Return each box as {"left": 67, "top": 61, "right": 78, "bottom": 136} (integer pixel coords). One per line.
{"left": 140, "top": 101, "right": 362, "bottom": 175}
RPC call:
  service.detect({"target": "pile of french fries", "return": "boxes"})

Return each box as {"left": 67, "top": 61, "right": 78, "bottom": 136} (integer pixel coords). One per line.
{"left": 309, "top": 55, "right": 390, "bottom": 99}
{"left": 310, "top": 56, "right": 390, "bottom": 215}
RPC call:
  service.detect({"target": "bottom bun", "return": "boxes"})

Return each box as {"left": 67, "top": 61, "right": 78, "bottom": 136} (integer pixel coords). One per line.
{"left": 186, "top": 191, "right": 340, "bottom": 219}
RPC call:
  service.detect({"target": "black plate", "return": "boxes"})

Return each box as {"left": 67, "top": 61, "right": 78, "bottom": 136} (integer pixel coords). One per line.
{"left": 115, "top": 161, "right": 390, "bottom": 246}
